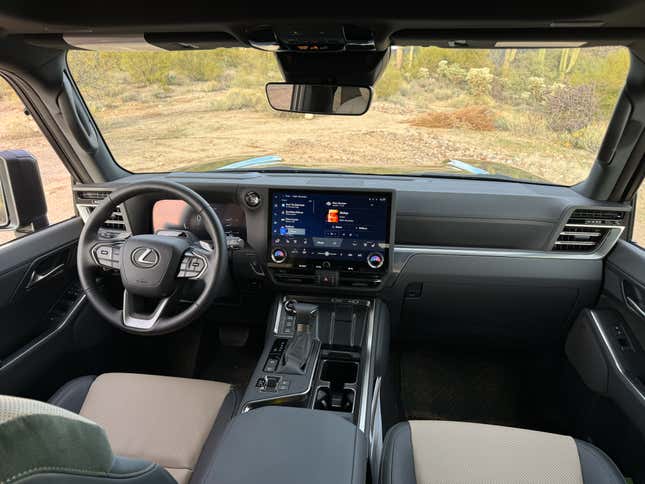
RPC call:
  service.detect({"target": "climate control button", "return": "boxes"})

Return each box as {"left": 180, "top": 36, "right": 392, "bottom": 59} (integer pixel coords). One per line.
{"left": 271, "top": 247, "right": 288, "bottom": 264}
{"left": 366, "top": 252, "right": 385, "bottom": 269}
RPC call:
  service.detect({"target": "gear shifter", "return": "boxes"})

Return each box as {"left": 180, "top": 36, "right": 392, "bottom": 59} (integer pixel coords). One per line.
{"left": 278, "top": 301, "right": 318, "bottom": 375}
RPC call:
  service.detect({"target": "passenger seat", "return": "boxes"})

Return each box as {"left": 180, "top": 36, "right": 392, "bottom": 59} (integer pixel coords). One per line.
{"left": 380, "top": 420, "right": 624, "bottom": 484}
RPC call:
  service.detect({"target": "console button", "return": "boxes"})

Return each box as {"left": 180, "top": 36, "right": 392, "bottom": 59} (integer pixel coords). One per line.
{"left": 264, "top": 357, "right": 279, "bottom": 373}
{"left": 271, "top": 247, "right": 288, "bottom": 264}
{"left": 367, "top": 252, "right": 384, "bottom": 269}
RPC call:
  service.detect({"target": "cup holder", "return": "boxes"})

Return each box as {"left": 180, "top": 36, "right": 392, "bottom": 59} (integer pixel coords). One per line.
{"left": 314, "top": 360, "right": 359, "bottom": 413}
{"left": 314, "top": 387, "right": 355, "bottom": 413}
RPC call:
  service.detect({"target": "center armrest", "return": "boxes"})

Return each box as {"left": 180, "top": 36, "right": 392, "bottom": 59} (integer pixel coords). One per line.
{"left": 207, "top": 406, "right": 367, "bottom": 484}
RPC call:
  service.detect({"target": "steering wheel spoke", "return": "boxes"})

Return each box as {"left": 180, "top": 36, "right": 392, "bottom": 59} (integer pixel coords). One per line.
{"left": 92, "top": 241, "right": 124, "bottom": 270}
{"left": 122, "top": 290, "right": 172, "bottom": 330}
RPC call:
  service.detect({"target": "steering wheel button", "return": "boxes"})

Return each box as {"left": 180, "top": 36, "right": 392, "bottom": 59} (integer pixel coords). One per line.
{"left": 96, "top": 245, "right": 113, "bottom": 259}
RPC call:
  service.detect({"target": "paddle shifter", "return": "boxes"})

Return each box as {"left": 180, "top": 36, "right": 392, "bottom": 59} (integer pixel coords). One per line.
{"left": 278, "top": 300, "right": 318, "bottom": 375}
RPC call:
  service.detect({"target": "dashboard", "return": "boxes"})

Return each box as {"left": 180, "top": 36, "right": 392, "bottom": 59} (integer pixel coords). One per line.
{"left": 74, "top": 172, "right": 631, "bottom": 348}
{"left": 75, "top": 171, "right": 629, "bottom": 296}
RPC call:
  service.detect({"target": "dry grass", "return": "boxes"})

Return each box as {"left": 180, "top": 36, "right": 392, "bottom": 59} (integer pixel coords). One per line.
{"left": 409, "top": 106, "right": 496, "bottom": 131}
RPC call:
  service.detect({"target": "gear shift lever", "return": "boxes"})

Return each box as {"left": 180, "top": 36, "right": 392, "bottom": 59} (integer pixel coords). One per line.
{"left": 278, "top": 301, "right": 317, "bottom": 375}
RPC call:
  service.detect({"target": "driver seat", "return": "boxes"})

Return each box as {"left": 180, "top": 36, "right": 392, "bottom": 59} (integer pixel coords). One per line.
{"left": 37, "top": 372, "right": 238, "bottom": 484}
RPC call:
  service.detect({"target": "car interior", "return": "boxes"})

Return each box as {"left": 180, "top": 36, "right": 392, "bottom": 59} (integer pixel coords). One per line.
{"left": 1, "top": 2, "right": 645, "bottom": 484}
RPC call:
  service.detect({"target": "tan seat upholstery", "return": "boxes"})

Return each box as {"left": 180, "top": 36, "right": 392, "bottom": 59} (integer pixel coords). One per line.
{"left": 77, "top": 373, "right": 231, "bottom": 484}
{"left": 381, "top": 420, "right": 624, "bottom": 484}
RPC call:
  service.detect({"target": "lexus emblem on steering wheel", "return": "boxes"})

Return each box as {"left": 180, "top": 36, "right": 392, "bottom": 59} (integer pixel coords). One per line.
{"left": 131, "top": 247, "right": 160, "bottom": 269}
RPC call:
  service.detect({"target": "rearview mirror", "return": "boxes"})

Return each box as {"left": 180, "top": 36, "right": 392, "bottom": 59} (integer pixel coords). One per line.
{"left": 0, "top": 150, "right": 49, "bottom": 234}
{"left": 265, "top": 83, "right": 372, "bottom": 116}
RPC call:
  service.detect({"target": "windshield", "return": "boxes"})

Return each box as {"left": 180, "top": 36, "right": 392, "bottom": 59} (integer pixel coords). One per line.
{"left": 67, "top": 46, "right": 629, "bottom": 185}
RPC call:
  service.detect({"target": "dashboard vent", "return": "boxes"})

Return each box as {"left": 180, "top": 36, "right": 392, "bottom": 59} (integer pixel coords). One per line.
{"left": 553, "top": 209, "right": 626, "bottom": 252}
{"left": 77, "top": 190, "right": 111, "bottom": 200}
{"left": 75, "top": 189, "right": 130, "bottom": 235}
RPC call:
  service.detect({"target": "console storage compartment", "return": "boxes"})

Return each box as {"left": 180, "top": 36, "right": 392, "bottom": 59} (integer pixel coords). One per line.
{"left": 208, "top": 406, "right": 367, "bottom": 484}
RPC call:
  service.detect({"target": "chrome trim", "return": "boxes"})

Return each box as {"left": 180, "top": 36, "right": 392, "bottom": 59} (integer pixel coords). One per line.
{"left": 26, "top": 263, "right": 65, "bottom": 288}
{"left": 394, "top": 226, "right": 623, "bottom": 261}
{"left": 122, "top": 290, "right": 170, "bottom": 330}
{"left": 369, "top": 376, "right": 383, "bottom": 484}
{"left": 626, "top": 297, "right": 645, "bottom": 319}
{"left": 0, "top": 295, "right": 86, "bottom": 371}
{"left": 358, "top": 300, "right": 375, "bottom": 433}
{"left": 273, "top": 297, "right": 285, "bottom": 334}
{"left": 589, "top": 310, "right": 645, "bottom": 402}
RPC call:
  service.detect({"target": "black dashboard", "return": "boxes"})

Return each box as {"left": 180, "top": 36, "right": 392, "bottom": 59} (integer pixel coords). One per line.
{"left": 74, "top": 171, "right": 630, "bottom": 297}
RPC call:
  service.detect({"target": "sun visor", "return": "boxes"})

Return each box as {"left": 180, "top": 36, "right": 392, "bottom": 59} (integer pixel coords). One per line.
{"left": 63, "top": 34, "right": 165, "bottom": 51}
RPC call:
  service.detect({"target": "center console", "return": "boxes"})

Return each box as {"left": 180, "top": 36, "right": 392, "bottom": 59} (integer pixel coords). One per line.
{"left": 232, "top": 294, "right": 382, "bottom": 484}
{"left": 240, "top": 296, "right": 374, "bottom": 424}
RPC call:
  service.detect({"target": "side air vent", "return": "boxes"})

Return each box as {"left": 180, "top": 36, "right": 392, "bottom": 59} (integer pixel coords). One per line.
{"left": 553, "top": 209, "right": 626, "bottom": 253}
{"left": 75, "top": 189, "right": 131, "bottom": 236}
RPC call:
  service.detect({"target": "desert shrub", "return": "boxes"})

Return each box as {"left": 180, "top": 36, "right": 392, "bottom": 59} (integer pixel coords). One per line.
{"left": 569, "top": 122, "right": 606, "bottom": 152}
{"left": 437, "top": 60, "right": 467, "bottom": 84}
{"left": 375, "top": 68, "right": 406, "bottom": 99}
{"left": 526, "top": 77, "right": 547, "bottom": 103}
{"left": 490, "top": 76, "right": 511, "bottom": 103}
{"left": 119, "top": 52, "right": 172, "bottom": 85}
{"left": 432, "top": 87, "right": 456, "bottom": 101}
{"left": 170, "top": 51, "right": 222, "bottom": 82}
{"left": 209, "top": 88, "right": 267, "bottom": 111}
{"left": 409, "top": 106, "right": 496, "bottom": 131}
{"left": 545, "top": 84, "right": 597, "bottom": 132}
{"left": 466, "top": 68, "right": 493, "bottom": 96}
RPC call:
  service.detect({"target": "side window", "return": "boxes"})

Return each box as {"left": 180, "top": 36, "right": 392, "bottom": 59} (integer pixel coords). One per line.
{"left": 634, "top": 182, "right": 645, "bottom": 248}
{"left": 0, "top": 78, "right": 76, "bottom": 245}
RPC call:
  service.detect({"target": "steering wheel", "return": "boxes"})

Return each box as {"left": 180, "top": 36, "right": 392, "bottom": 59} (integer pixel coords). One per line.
{"left": 77, "top": 180, "right": 228, "bottom": 335}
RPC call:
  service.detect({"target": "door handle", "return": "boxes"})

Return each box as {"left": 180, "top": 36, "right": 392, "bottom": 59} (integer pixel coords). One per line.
{"left": 26, "top": 263, "right": 65, "bottom": 289}
{"left": 627, "top": 296, "right": 645, "bottom": 319}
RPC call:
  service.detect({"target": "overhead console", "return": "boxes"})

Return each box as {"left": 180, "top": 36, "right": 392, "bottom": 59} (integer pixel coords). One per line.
{"left": 267, "top": 189, "right": 394, "bottom": 289}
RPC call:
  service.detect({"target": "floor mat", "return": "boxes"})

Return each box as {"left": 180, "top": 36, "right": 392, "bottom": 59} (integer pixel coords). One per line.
{"left": 400, "top": 345, "right": 566, "bottom": 431}
{"left": 197, "top": 325, "right": 264, "bottom": 388}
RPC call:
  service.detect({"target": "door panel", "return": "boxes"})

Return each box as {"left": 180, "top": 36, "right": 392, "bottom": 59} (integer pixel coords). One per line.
{"left": 0, "top": 218, "right": 86, "bottom": 397}
{"left": 566, "top": 240, "right": 645, "bottom": 482}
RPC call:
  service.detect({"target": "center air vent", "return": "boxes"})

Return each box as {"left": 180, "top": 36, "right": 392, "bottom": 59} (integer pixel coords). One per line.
{"left": 553, "top": 209, "right": 626, "bottom": 252}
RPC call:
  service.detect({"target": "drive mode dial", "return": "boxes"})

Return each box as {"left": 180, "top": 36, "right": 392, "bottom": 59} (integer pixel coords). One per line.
{"left": 367, "top": 252, "right": 384, "bottom": 269}
{"left": 271, "top": 247, "right": 288, "bottom": 264}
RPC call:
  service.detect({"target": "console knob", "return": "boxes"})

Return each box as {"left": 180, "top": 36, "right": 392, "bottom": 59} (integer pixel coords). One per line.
{"left": 244, "top": 191, "right": 262, "bottom": 208}
{"left": 271, "top": 247, "right": 288, "bottom": 264}
{"left": 366, "top": 252, "right": 384, "bottom": 269}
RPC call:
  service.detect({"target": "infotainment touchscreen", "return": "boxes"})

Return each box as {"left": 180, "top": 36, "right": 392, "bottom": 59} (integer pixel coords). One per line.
{"left": 269, "top": 190, "right": 392, "bottom": 272}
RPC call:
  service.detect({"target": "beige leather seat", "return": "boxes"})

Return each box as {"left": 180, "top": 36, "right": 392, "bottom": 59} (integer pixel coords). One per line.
{"left": 48, "top": 373, "right": 238, "bottom": 484}
{"left": 381, "top": 420, "right": 625, "bottom": 484}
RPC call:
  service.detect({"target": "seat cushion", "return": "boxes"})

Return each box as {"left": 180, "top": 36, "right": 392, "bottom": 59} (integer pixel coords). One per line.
{"left": 50, "top": 373, "right": 233, "bottom": 484}
{"left": 0, "top": 395, "right": 175, "bottom": 484}
{"left": 381, "top": 420, "right": 625, "bottom": 484}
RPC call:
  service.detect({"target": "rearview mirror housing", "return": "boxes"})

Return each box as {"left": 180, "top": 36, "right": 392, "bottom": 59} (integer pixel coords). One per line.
{"left": 265, "top": 83, "right": 372, "bottom": 116}
{"left": 0, "top": 150, "right": 49, "bottom": 234}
